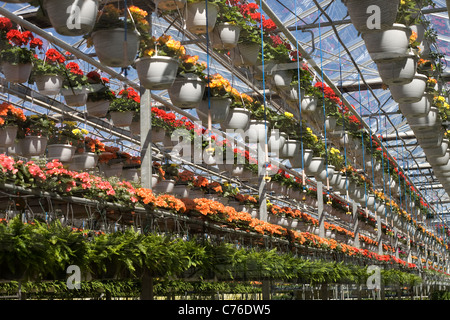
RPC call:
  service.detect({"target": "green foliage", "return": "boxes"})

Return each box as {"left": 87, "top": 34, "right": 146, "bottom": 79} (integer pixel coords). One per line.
{"left": 0, "top": 46, "right": 34, "bottom": 65}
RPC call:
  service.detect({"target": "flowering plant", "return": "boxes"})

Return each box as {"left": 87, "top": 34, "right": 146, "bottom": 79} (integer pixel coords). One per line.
{"left": 109, "top": 87, "right": 140, "bottom": 113}
{"left": 62, "top": 62, "right": 91, "bottom": 92}
{"left": 86, "top": 71, "right": 116, "bottom": 102}
{"left": 0, "top": 102, "right": 26, "bottom": 128}
{"left": 327, "top": 147, "right": 344, "bottom": 171}
{"left": 177, "top": 55, "right": 207, "bottom": 80}
{"left": 203, "top": 73, "right": 233, "bottom": 99}
{"left": 18, "top": 114, "right": 55, "bottom": 138}
{"left": 0, "top": 17, "right": 13, "bottom": 45}
{"left": 29, "top": 49, "right": 66, "bottom": 81}
{"left": 0, "top": 29, "right": 43, "bottom": 65}
{"left": 49, "top": 121, "right": 88, "bottom": 145}
{"left": 139, "top": 34, "right": 186, "bottom": 60}
{"left": 76, "top": 136, "right": 106, "bottom": 155}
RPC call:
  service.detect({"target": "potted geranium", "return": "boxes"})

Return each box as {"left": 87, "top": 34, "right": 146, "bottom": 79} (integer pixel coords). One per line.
{"left": 47, "top": 121, "right": 87, "bottom": 163}
{"left": 86, "top": 71, "right": 116, "bottom": 117}
{"left": 0, "top": 102, "right": 26, "bottom": 148}
{"left": 61, "top": 61, "right": 91, "bottom": 107}
{"left": 29, "top": 48, "right": 66, "bottom": 96}
{"left": 42, "top": 0, "right": 99, "bottom": 36}
{"left": 135, "top": 34, "right": 184, "bottom": 90}
{"left": 185, "top": 0, "right": 220, "bottom": 35}
{"left": 85, "top": 4, "right": 144, "bottom": 68}
{"left": 196, "top": 73, "right": 232, "bottom": 125}
{"left": 16, "top": 114, "right": 55, "bottom": 157}
{"left": 210, "top": 1, "right": 245, "bottom": 50}
{"left": 167, "top": 54, "right": 207, "bottom": 109}
{"left": 69, "top": 136, "right": 105, "bottom": 171}
{"left": 108, "top": 87, "right": 140, "bottom": 127}
{"left": 0, "top": 29, "right": 43, "bottom": 83}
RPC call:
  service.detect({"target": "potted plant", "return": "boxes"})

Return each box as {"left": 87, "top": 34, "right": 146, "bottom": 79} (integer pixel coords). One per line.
{"left": 168, "top": 54, "right": 207, "bottom": 109}
{"left": 70, "top": 136, "right": 104, "bottom": 171}
{"left": 153, "top": 163, "right": 178, "bottom": 194}
{"left": 47, "top": 121, "right": 87, "bottom": 163}
{"left": 0, "top": 29, "right": 43, "bottom": 83}
{"left": 85, "top": 4, "right": 143, "bottom": 68}
{"left": 85, "top": 71, "right": 116, "bottom": 117}
{"left": 245, "top": 99, "right": 270, "bottom": 143}
{"left": 196, "top": 73, "right": 232, "bottom": 125}
{"left": 135, "top": 34, "right": 184, "bottom": 90}
{"left": 108, "top": 87, "right": 140, "bottom": 127}
{"left": 17, "top": 114, "right": 55, "bottom": 157}
{"left": 0, "top": 102, "right": 26, "bottom": 148}
{"left": 154, "top": 0, "right": 186, "bottom": 11}
{"left": 210, "top": 1, "right": 244, "bottom": 50}
{"left": 270, "top": 111, "right": 297, "bottom": 159}
{"left": 29, "top": 48, "right": 66, "bottom": 96}
{"left": 42, "top": 0, "right": 99, "bottom": 36}
{"left": 61, "top": 62, "right": 92, "bottom": 107}
{"left": 220, "top": 90, "right": 253, "bottom": 131}
{"left": 172, "top": 170, "right": 195, "bottom": 198}
{"left": 185, "top": 0, "right": 220, "bottom": 35}
{"left": 122, "top": 155, "right": 141, "bottom": 182}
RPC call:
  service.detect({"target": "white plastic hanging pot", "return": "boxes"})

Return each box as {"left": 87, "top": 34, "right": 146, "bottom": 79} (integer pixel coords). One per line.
{"left": 47, "top": 144, "right": 76, "bottom": 162}
{"left": 428, "top": 151, "right": 450, "bottom": 166}
{"left": 325, "top": 115, "right": 337, "bottom": 132}
{"left": 151, "top": 127, "right": 166, "bottom": 143}
{"left": 389, "top": 73, "right": 427, "bottom": 103}
{"left": 316, "top": 164, "right": 335, "bottom": 183}
{"left": 172, "top": 184, "right": 190, "bottom": 198}
{"left": 168, "top": 74, "right": 205, "bottom": 109}
{"left": 362, "top": 24, "right": 411, "bottom": 61}
{"left": 280, "top": 139, "right": 301, "bottom": 159}
{"left": 109, "top": 111, "right": 135, "bottom": 127}
{"left": 329, "top": 170, "right": 342, "bottom": 187}
{"left": 267, "top": 131, "right": 287, "bottom": 154}
{"left": 122, "top": 168, "right": 140, "bottom": 183}
{"left": 100, "top": 162, "right": 123, "bottom": 178}
{"left": 231, "top": 43, "right": 260, "bottom": 67}
{"left": 0, "top": 126, "right": 17, "bottom": 148}
{"left": 246, "top": 119, "right": 268, "bottom": 143}
{"left": 1, "top": 62, "right": 32, "bottom": 83}
{"left": 398, "top": 94, "right": 432, "bottom": 118}
{"left": 62, "top": 89, "right": 89, "bottom": 107}
{"left": 185, "top": 1, "right": 219, "bottom": 34}
{"left": 34, "top": 74, "right": 63, "bottom": 96}
{"left": 135, "top": 56, "right": 180, "bottom": 90}
{"left": 408, "top": 106, "right": 440, "bottom": 131}
{"left": 272, "top": 69, "right": 293, "bottom": 90}
{"left": 342, "top": 0, "right": 400, "bottom": 34}
{"left": 210, "top": 23, "right": 241, "bottom": 50}
{"left": 154, "top": 0, "right": 186, "bottom": 11}
{"left": 422, "top": 138, "right": 449, "bottom": 157}
{"left": 69, "top": 152, "right": 98, "bottom": 171}
{"left": 19, "top": 136, "right": 48, "bottom": 157}
{"left": 305, "top": 157, "right": 324, "bottom": 176}
{"left": 43, "top": 0, "right": 98, "bottom": 36}
{"left": 301, "top": 96, "right": 318, "bottom": 113}
{"left": 196, "top": 97, "right": 231, "bottom": 124}
{"left": 91, "top": 28, "right": 139, "bottom": 68}
{"left": 130, "top": 120, "right": 140, "bottom": 136}
{"left": 86, "top": 99, "right": 110, "bottom": 117}
{"left": 290, "top": 148, "right": 313, "bottom": 169}
{"left": 376, "top": 53, "right": 417, "bottom": 85}
{"left": 220, "top": 107, "right": 251, "bottom": 131}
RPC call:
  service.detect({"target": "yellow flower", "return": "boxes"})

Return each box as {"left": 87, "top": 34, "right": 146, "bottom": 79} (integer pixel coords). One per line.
{"left": 72, "top": 129, "right": 81, "bottom": 135}
{"left": 81, "top": 129, "right": 89, "bottom": 135}
{"left": 284, "top": 112, "right": 293, "bottom": 118}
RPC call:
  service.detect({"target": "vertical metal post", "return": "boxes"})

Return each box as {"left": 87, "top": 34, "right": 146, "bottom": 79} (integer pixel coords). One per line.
{"left": 317, "top": 182, "right": 325, "bottom": 238}
{"left": 353, "top": 201, "right": 360, "bottom": 248}
{"left": 140, "top": 12, "right": 153, "bottom": 189}
{"left": 258, "top": 141, "right": 267, "bottom": 221}
{"left": 377, "top": 215, "right": 383, "bottom": 255}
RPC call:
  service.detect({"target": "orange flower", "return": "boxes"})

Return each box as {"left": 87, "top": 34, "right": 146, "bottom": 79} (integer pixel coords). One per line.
{"left": 136, "top": 188, "right": 156, "bottom": 205}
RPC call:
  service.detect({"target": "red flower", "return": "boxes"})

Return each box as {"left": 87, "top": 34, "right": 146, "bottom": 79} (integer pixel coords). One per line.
{"left": 262, "top": 19, "right": 277, "bottom": 32}
{"left": 30, "top": 38, "right": 44, "bottom": 50}
{"left": 0, "top": 17, "right": 13, "bottom": 31}
{"left": 6, "top": 29, "right": 26, "bottom": 46}
{"left": 45, "top": 48, "right": 65, "bottom": 63}
{"left": 66, "top": 62, "right": 84, "bottom": 75}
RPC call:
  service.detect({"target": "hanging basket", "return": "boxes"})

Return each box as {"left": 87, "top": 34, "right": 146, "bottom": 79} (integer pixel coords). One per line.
{"left": 220, "top": 107, "right": 251, "bottom": 131}
{"left": 210, "top": 23, "right": 241, "bottom": 50}
{"left": 185, "top": 1, "right": 219, "bottom": 34}
{"left": 34, "top": 74, "right": 63, "bottom": 96}
{"left": 19, "top": 136, "right": 48, "bottom": 157}
{"left": 69, "top": 152, "right": 98, "bottom": 171}
{"left": 376, "top": 53, "right": 417, "bottom": 85}
{"left": 130, "top": 120, "right": 140, "bottom": 136}
{"left": 151, "top": 127, "right": 167, "bottom": 143}
{"left": 246, "top": 119, "right": 269, "bottom": 143}
{"left": 1, "top": 62, "right": 32, "bottom": 83}
{"left": 91, "top": 28, "right": 139, "bottom": 68}
{"left": 42, "top": 0, "right": 98, "bottom": 36}
{"left": 398, "top": 94, "right": 432, "bottom": 118}
{"left": 135, "top": 56, "right": 180, "bottom": 90}
{"left": 280, "top": 139, "right": 301, "bottom": 159}
{"left": 153, "top": 179, "right": 176, "bottom": 194}
{"left": 99, "top": 162, "right": 124, "bottom": 178}
{"left": 316, "top": 164, "right": 335, "bottom": 183}
{"left": 62, "top": 88, "right": 89, "bottom": 107}
{"left": 154, "top": 0, "right": 186, "bottom": 11}
{"left": 196, "top": 97, "right": 231, "bottom": 124}
{"left": 272, "top": 69, "right": 293, "bottom": 90}
{"left": 389, "top": 73, "right": 427, "bottom": 103}
{"left": 301, "top": 96, "right": 318, "bottom": 112}
{"left": 305, "top": 157, "right": 325, "bottom": 176}
{"left": 0, "top": 126, "right": 18, "bottom": 148}
{"left": 109, "top": 111, "right": 135, "bottom": 127}
{"left": 329, "top": 171, "right": 342, "bottom": 187}
{"left": 172, "top": 184, "right": 190, "bottom": 198}
{"left": 408, "top": 106, "right": 440, "bottom": 131}
{"left": 86, "top": 99, "right": 110, "bottom": 118}
{"left": 231, "top": 43, "right": 260, "bottom": 67}
{"left": 267, "top": 130, "right": 287, "bottom": 154}
{"left": 168, "top": 74, "right": 205, "bottom": 109}
{"left": 290, "top": 148, "right": 313, "bottom": 169}
{"left": 362, "top": 23, "right": 411, "bottom": 61}
{"left": 122, "top": 168, "right": 140, "bottom": 183}
{"left": 342, "top": 0, "right": 399, "bottom": 34}
{"left": 47, "top": 144, "right": 76, "bottom": 162}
